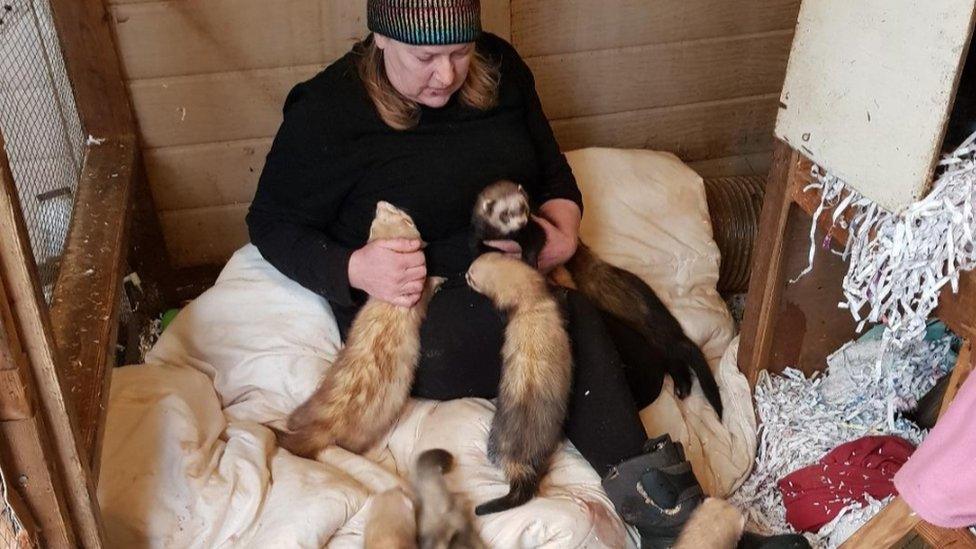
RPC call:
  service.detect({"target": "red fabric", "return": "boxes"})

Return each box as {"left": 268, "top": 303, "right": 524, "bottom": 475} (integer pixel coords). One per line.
{"left": 778, "top": 436, "right": 915, "bottom": 532}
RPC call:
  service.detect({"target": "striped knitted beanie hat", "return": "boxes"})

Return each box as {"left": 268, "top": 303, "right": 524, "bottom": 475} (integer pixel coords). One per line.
{"left": 367, "top": 0, "right": 482, "bottom": 45}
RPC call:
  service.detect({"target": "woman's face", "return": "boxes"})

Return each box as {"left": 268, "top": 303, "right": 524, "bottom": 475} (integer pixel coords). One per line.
{"left": 374, "top": 34, "right": 474, "bottom": 108}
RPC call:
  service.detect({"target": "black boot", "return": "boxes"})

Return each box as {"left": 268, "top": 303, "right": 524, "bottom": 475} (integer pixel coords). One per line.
{"left": 603, "top": 434, "right": 704, "bottom": 548}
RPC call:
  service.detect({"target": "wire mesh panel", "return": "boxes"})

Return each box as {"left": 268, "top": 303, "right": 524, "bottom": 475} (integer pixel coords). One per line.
{"left": 0, "top": 0, "right": 85, "bottom": 301}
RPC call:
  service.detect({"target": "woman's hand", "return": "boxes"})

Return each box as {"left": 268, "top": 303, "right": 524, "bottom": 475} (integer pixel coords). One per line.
{"left": 348, "top": 238, "right": 426, "bottom": 307}
{"left": 534, "top": 215, "right": 577, "bottom": 273}
{"left": 536, "top": 199, "right": 581, "bottom": 273}
{"left": 482, "top": 239, "right": 523, "bottom": 260}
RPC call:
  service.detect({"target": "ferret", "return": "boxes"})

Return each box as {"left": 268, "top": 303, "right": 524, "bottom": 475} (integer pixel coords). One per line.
{"left": 413, "top": 449, "right": 486, "bottom": 549}
{"left": 469, "top": 181, "right": 723, "bottom": 418}
{"left": 465, "top": 253, "right": 572, "bottom": 515}
{"left": 362, "top": 449, "right": 486, "bottom": 549}
{"left": 470, "top": 180, "right": 546, "bottom": 267}
{"left": 364, "top": 488, "right": 417, "bottom": 549}
{"left": 277, "top": 201, "right": 444, "bottom": 457}
{"left": 674, "top": 498, "right": 746, "bottom": 549}
{"left": 565, "top": 243, "right": 723, "bottom": 418}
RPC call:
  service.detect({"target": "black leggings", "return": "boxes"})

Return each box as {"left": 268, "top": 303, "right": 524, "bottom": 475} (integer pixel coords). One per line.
{"left": 409, "top": 278, "right": 665, "bottom": 476}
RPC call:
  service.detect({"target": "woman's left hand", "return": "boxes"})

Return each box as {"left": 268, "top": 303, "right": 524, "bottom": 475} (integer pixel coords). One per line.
{"left": 535, "top": 215, "right": 578, "bottom": 273}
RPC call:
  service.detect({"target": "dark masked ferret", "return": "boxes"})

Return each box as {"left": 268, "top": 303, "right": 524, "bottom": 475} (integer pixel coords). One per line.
{"left": 470, "top": 180, "right": 547, "bottom": 267}
{"left": 674, "top": 498, "right": 746, "bottom": 549}
{"left": 465, "top": 253, "right": 572, "bottom": 515}
{"left": 470, "top": 180, "right": 723, "bottom": 418}
{"left": 413, "top": 449, "right": 486, "bottom": 549}
{"left": 278, "top": 201, "right": 443, "bottom": 457}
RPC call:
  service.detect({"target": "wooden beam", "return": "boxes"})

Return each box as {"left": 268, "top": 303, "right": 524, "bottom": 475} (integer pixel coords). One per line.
{"left": 738, "top": 141, "right": 800, "bottom": 385}
{"left": 0, "top": 133, "right": 105, "bottom": 546}
{"left": 47, "top": 0, "right": 133, "bottom": 138}
{"left": 937, "top": 271, "right": 976, "bottom": 342}
{"left": 49, "top": 137, "right": 134, "bottom": 477}
{"left": 939, "top": 341, "right": 973, "bottom": 418}
{"left": 839, "top": 497, "right": 921, "bottom": 548}
{"left": 0, "top": 420, "right": 76, "bottom": 548}
{"left": 0, "top": 176, "right": 74, "bottom": 549}
{"left": 840, "top": 496, "right": 976, "bottom": 548}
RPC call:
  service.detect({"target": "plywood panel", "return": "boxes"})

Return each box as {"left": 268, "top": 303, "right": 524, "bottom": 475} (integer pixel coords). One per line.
{"left": 112, "top": 0, "right": 510, "bottom": 79}
{"left": 160, "top": 204, "right": 250, "bottom": 267}
{"left": 551, "top": 95, "right": 778, "bottom": 160}
{"left": 512, "top": 0, "right": 800, "bottom": 57}
{"left": 128, "top": 64, "right": 320, "bottom": 148}
{"left": 776, "top": 0, "right": 976, "bottom": 211}
{"left": 145, "top": 94, "right": 777, "bottom": 215}
{"left": 529, "top": 31, "right": 792, "bottom": 119}
{"left": 146, "top": 138, "right": 270, "bottom": 211}
{"left": 482, "top": 0, "right": 512, "bottom": 41}
{"left": 110, "top": 0, "right": 366, "bottom": 79}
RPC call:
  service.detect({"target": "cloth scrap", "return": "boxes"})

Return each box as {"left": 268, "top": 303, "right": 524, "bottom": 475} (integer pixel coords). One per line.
{"left": 895, "top": 368, "right": 976, "bottom": 528}
{"left": 779, "top": 436, "right": 915, "bottom": 533}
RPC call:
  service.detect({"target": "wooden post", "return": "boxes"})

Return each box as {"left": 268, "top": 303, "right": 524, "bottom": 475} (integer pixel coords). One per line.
{"left": 0, "top": 162, "right": 76, "bottom": 547}
{"left": 738, "top": 142, "right": 859, "bottom": 384}
{"left": 0, "top": 135, "right": 105, "bottom": 546}
{"left": 738, "top": 141, "right": 800, "bottom": 385}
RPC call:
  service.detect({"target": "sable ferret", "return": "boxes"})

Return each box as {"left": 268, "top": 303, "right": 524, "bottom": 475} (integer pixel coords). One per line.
{"left": 566, "top": 243, "right": 723, "bottom": 418}
{"left": 674, "top": 498, "right": 746, "bottom": 549}
{"left": 277, "top": 202, "right": 443, "bottom": 457}
{"left": 413, "top": 449, "right": 487, "bottom": 549}
{"left": 465, "top": 253, "right": 572, "bottom": 515}
{"left": 363, "top": 449, "right": 486, "bottom": 549}
{"left": 470, "top": 180, "right": 724, "bottom": 418}
{"left": 470, "top": 180, "right": 547, "bottom": 267}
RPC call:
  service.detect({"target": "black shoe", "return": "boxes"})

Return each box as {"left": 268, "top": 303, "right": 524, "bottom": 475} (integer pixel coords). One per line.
{"left": 603, "top": 435, "right": 704, "bottom": 548}
{"left": 738, "top": 531, "right": 812, "bottom": 548}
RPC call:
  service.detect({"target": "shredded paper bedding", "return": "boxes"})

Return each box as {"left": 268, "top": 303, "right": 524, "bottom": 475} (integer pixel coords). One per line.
{"left": 731, "top": 332, "right": 955, "bottom": 548}
{"left": 794, "top": 133, "right": 976, "bottom": 350}
{"left": 733, "top": 134, "right": 976, "bottom": 546}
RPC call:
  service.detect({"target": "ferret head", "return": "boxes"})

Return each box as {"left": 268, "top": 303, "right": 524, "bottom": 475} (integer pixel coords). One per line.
{"left": 476, "top": 180, "right": 531, "bottom": 236}
{"left": 466, "top": 252, "right": 545, "bottom": 309}
{"left": 369, "top": 201, "right": 422, "bottom": 242}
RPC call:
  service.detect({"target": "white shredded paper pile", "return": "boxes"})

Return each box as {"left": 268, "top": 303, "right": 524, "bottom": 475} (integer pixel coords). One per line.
{"left": 731, "top": 333, "right": 954, "bottom": 548}
{"left": 794, "top": 132, "right": 976, "bottom": 350}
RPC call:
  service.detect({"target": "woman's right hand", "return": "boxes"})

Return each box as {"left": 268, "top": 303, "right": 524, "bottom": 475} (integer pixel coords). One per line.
{"left": 348, "top": 239, "right": 426, "bottom": 307}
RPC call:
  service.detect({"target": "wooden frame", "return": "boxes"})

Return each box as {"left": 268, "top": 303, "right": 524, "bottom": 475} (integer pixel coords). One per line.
{"left": 0, "top": 0, "right": 174, "bottom": 546}
{"left": 739, "top": 140, "right": 976, "bottom": 548}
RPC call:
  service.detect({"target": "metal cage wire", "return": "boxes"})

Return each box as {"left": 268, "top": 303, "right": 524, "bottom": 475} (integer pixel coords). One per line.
{"left": 0, "top": 0, "right": 85, "bottom": 301}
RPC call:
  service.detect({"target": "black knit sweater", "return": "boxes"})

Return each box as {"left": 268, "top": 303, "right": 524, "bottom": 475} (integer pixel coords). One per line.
{"left": 247, "top": 33, "right": 582, "bottom": 323}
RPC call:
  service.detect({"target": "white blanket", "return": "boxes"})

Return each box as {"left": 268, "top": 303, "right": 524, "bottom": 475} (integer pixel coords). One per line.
{"left": 98, "top": 148, "right": 757, "bottom": 547}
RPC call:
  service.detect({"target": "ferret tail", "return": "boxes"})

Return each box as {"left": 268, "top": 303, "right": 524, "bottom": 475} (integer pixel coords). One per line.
{"left": 474, "top": 472, "right": 539, "bottom": 515}
{"left": 271, "top": 425, "right": 329, "bottom": 459}
{"left": 416, "top": 448, "right": 454, "bottom": 475}
{"left": 672, "top": 340, "right": 723, "bottom": 419}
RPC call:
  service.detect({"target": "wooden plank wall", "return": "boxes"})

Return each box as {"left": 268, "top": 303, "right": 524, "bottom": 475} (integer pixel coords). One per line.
{"left": 108, "top": 0, "right": 798, "bottom": 268}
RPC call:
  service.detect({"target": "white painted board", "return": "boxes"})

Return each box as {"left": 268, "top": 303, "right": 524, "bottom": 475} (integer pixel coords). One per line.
{"left": 775, "top": 0, "right": 976, "bottom": 212}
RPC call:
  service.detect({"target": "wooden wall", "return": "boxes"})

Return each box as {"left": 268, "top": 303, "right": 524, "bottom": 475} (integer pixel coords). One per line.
{"left": 107, "top": 0, "right": 798, "bottom": 267}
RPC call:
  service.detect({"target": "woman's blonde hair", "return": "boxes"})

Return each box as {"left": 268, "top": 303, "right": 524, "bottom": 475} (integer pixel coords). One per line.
{"left": 356, "top": 35, "right": 500, "bottom": 130}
